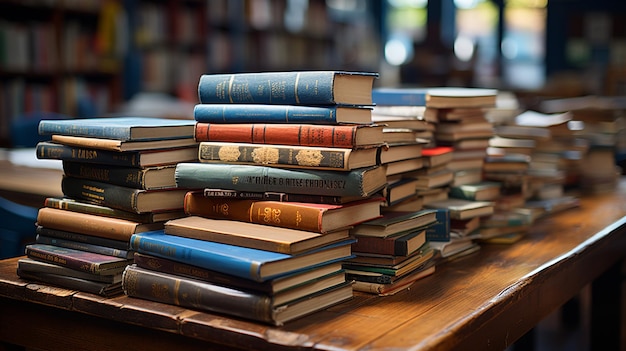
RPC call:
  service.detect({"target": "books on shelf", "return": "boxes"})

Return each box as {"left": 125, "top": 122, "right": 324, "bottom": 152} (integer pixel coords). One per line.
{"left": 193, "top": 104, "right": 373, "bottom": 124}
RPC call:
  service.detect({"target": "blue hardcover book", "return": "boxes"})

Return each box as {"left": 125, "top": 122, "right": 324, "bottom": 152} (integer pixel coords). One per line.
{"left": 175, "top": 163, "right": 387, "bottom": 198}
{"left": 425, "top": 209, "right": 451, "bottom": 242}
{"left": 38, "top": 117, "right": 196, "bottom": 141}
{"left": 197, "top": 71, "right": 378, "bottom": 106}
{"left": 193, "top": 104, "right": 372, "bottom": 124}
{"left": 129, "top": 230, "right": 355, "bottom": 282}
{"left": 371, "top": 88, "right": 428, "bottom": 106}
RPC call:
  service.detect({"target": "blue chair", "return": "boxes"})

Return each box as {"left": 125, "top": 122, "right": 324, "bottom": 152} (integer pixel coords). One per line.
{"left": 0, "top": 196, "right": 39, "bottom": 259}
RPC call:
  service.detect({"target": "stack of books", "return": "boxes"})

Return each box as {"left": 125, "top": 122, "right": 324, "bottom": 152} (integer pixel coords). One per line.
{"left": 122, "top": 71, "right": 386, "bottom": 325}
{"left": 18, "top": 117, "right": 198, "bottom": 296}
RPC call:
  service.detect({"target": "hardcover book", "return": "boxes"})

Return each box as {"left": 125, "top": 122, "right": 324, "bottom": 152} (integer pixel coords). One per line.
{"left": 371, "top": 87, "right": 428, "bottom": 106}
{"left": 383, "top": 178, "right": 419, "bottom": 206}
{"left": 17, "top": 257, "right": 122, "bottom": 284}
{"left": 35, "top": 225, "right": 131, "bottom": 251}
{"left": 352, "top": 229, "right": 426, "bottom": 256}
{"left": 175, "top": 163, "right": 387, "bottom": 198}
{"left": 17, "top": 269, "right": 123, "bottom": 297}
{"left": 62, "top": 162, "right": 178, "bottom": 190}
{"left": 352, "top": 263, "right": 435, "bottom": 296}
{"left": 197, "top": 71, "right": 378, "bottom": 106}
{"left": 421, "top": 146, "right": 454, "bottom": 168}
{"left": 36, "top": 234, "right": 133, "bottom": 259}
{"left": 164, "top": 215, "right": 352, "bottom": 254}
{"left": 350, "top": 209, "right": 438, "bottom": 238}
{"left": 194, "top": 123, "right": 385, "bottom": 148}
{"left": 183, "top": 191, "right": 383, "bottom": 233}
{"left": 25, "top": 243, "right": 132, "bottom": 275}
{"left": 61, "top": 176, "right": 188, "bottom": 213}
{"left": 201, "top": 189, "right": 363, "bottom": 205}
{"left": 122, "top": 265, "right": 353, "bottom": 326}
{"left": 425, "top": 198, "right": 494, "bottom": 220}
{"left": 378, "top": 143, "right": 423, "bottom": 164}
{"left": 129, "top": 230, "right": 355, "bottom": 282}
{"left": 193, "top": 104, "right": 373, "bottom": 125}
{"left": 133, "top": 252, "right": 344, "bottom": 295}
{"left": 38, "top": 117, "right": 196, "bottom": 141}
{"left": 448, "top": 181, "right": 502, "bottom": 201}
{"left": 36, "top": 141, "right": 199, "bottom": 167}
{"left": 36, "top": 207, "right": 164, "bottom": 242}
{"left": 51, "top": 134, "right": 198, "bottom": 152}
{"left": 343, "top": 245, "right": 435, "bottom": 278}
{"left": 197, "top": 141, "right": 379, "bottom": 171}
{"left": 425, "top": 87, "right": 498, "bottom": 108}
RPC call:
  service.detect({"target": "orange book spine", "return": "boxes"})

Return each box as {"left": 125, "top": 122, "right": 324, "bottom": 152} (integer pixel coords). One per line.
{"left": 184, "top": 191, "right": 325, "bottom": 232}
{"left": 194, "top": 123, "right": 357, "bottom": 148}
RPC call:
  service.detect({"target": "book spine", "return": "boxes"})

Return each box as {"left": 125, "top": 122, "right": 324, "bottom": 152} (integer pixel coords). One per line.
{"left": 193, "top": 104, "right": 341, "bottom": 124}
{"left": 351, "top": 237, "right": 397, "bottom": 255}
{"left": 198, "top": 142, "right": 351, "bottom": 170}
{"left": 197, "top": 71, "right": 336, "bottom": 105}
{"left": 36, "top": 226, "right": 130, "bottom": 250}
{"left": 122, "top": 265, "right": 275, "bottom": 324}
{"left": 44, "top": 197, "right": 153, "bottom": 223}
{"left": 36, "top": 235, "right": 132, "bottom": 259}
{"left": 38, "top": 121, "right": 130, "bottom": 139}
{"left": 202, "top": 189, "right": 349, "bottom": 205}
{"left": 61, "top": 176, "right": 142, "bottom": 213}
{"left": 175, "top": 163, "right": 372, "bottom": 198}
{"left": 25, "top": 245, "right": 109, "bottom": 274}
{"left": 184, "top": 191, "right": 324, "bottom": 232}
{"left": 36, "top": 141, "right": 140, "bottom": 167}
{"left": 62, "top": 161, "right": 149, "bottom": 189}
{"left": 425, "top": 209, "right": 451, "bottom": 242}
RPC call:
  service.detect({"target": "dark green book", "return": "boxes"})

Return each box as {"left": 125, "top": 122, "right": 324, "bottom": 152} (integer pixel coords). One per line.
{"left": 448, "top": 181, "right": 502, "bottom": 201}
{"left": 62, "top": 161, "right": 178, "bottom": 190}
{"left": 17, "top": 257, "right": 122, "bottom": 284}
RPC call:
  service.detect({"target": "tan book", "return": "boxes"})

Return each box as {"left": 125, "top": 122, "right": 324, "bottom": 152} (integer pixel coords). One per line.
{"left": 51, "top": 134, "right": 198, "bottom": 152}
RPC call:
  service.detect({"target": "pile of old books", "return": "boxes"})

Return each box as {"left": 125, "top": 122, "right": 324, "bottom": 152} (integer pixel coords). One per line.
{"left": 122, "top": 71, "right": 388, "bottom": 325}
{"left": 17, "top": 117, "right": 198, "bottom": 296}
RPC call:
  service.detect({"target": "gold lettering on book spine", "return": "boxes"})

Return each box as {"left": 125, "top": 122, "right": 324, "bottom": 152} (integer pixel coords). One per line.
{"left": 295, "top": 149, "right": 323, "bottom": 166}
{"left": 251, "top": 147, "right": 279, "bottom": 164}
{"left": 217, "top": 146, "right": 241, "bottom": 162}
{"left": 261, "top": 206, "right": 281, "bottom": 224}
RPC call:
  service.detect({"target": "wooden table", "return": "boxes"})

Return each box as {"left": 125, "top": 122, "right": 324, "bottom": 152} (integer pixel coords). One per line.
{"left": 1, "top": 180, "right": 625, "bottom": 351}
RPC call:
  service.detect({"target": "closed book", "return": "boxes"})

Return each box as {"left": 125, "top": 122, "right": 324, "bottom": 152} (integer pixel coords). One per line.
{"left": 183, "top": 191, "right": 383, "bottom": 233}
{"left": 421, "top": 146, "right": 454, "bottom": 168}
{"left": 197, "top": 71, "right": 378, "bottom": 106}
{"left": 371, "top": 87, "right": 428, "bottom": 106}
{"left": 425, "top": 87, "right": 498, "bottom": 108}
{"left": 35, "top": 225, "right": 130, "bottom": 251}
{"left": 449, "top": 181, "right": 502, "bottom": 201}
{"left": 36, "top": 141, "right": 199, "bottom": 167}
{"left": 51, "top": 134, "right": 198, "bottom": 152}
{"left": 379, "top": 143, "right": 423, "bottom": 164}
{"left": 436, "top": 121, "right": 493, "bottom": 135}
{"left": 194, "top": 123, "right": 385, "bottom": 148}
{"left": 62, "top": 161, "right": 178, "bottom": 190}
{"left": 25, "top": 243, "right": 132, "bottom": 275}
{"left": 434, "top": 129, "right": 494, "bottom": 142}
{"left": 352, "top": 229, "right": 426, "bottom": 256}
{"left": 165, "top": 216, "right": 351, "bottom": 254}
{"left": 425, "top": 208, "right": 451, "bottom": 242}
{"left": 129, "top": 230, "right": 355, "bottom": 282}
{"left": 38, "top": 117, "right": 196, "bottom": 141}
{"left": 352, "top": 263, "right": 435, "bottom": 296}
{"left": 383, "top": 178, "right": 419, "bottom": 206}
{"left": 36, "top": 207, "right": 163, "bottom": 242}
{"left": 202, "top": 189, "right": 363, "bottom": 205}
{"left": 44, "top": 197, "right": 185, "bottom": 224}
{"left": 175, "top": 163, "right": 387, "bottom": 198}
{"left": 351, "top": 210, "right": 438, "bottom": 238}
{"left": 17, "top": 269, "right": 123, "bottom": 297}
{"left": 193, "top": 104, "right": 372, "bottom": 125}
{"left": 425, "top": 198, "right": 495, "bottom": 220}
{"left": 122, "top": 265, "right": 353, "bottom": 326}
{"left": 17, "top": 257, "right": 122, "bottom": 284}
{"left": 61, "top": 176, "right": 188, "bottom": 213}
{"left": 36, "top": 234, "right": 133, "bottom": 259}
{"left": 198, "top": 141, "right": 379, "bottom": 171}
{"left": 133, "top": 252, "right": 344, "bottom": 295}
{"left": 483, "top": 154, "right": 531, "bottom": 172}
{"left": 343, "top": 245, "right": 435, "bottom": 278}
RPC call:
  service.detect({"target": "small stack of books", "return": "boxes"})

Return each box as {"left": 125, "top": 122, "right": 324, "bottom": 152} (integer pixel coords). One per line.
{"left": 18, "top": 117, "right": 198, "bottom": 296}
{"left": 122, "top": 71, "right": 385, "bottom": 325}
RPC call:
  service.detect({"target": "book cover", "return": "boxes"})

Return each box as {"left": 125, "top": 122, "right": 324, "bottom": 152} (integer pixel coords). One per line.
{"left": 133, "top": 252, "right": 344, "bottom": 295}
{"left": 129, "top": 230, "right": 355, "bottom": 282}
{"left": 183, "top": 191, "right": 383, "bottom": 233}
{"left": 36, "top": 141, "right": 199, "bottom": 167}
{"left": 371, "top": 87, "right": 428, "bottom": 106}
{"left": 425, "top": 198, "right": 495, "bottom": 220}
{"left": 38, "top": 117, "right": 196, "bottom": 141}
{"left": 35, "top": 225, "right": 130, "bottom": 251}
{"left": 175, "top": 163, "right": 387, "bottom": 198}
{"left": 122, "top": 265, "right": 353, "bottom": 326}
{"left": 62, "top": 161, "right": 178, "bottom": 190}
{"left": 197, "top": 141, "right": 379, "bottom": 171}
{"left": 197, "top": 71, "right": 378, "bottom": 106}
{"left": 17, "top": 269, "right": 123, "bottom": 297}
{"left": 350, "top": 209, "right": 438, "bottom": 238}
{"left": 36, "top": 235, "right": 133, "bottom": 259}
{"left": 25, "top": 243, "right": 132, "bottom": 275}
{"left": 193, "top": 104, "right": 373, "bottom": 125}
{"left": 425, "top": 208, "right": 451, "bottom": 242}
{"left": 194, "top": 123, "right": 385, "bottom": 148}
{"left": 51, "top": 134, "right": 198, "bottom": 152}
{"left": 201, "top": 189, "right": 363, "bottom": 205}
{"left": 165, "top": 215, "right": 352, "bottom": 254}
{"left": 352, "top": 229, "right": 426, "bottom": 256}
{"left": 36, "top": 207, "right": 164, "bottom": 242}
{"left": 61, "top": 176, "right": 188, "bottom": 213}
{"left": 17, "top": 257, "right": 122, "bottom": 284}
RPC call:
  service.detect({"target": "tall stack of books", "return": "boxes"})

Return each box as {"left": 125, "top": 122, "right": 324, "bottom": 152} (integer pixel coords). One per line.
{"left": 18, "top": 117, "right": 198, "bottom": 296}
{"left": 122, "top": 71, "right": 388, "bottom": 325}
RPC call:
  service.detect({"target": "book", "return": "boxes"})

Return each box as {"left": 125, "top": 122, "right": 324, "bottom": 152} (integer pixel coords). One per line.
{"left": 130, "top": 230, "right": 355, "bottom": 282}
{"left": 44, "top": 197, "right": 185, "bottom": 223}
{"left": 17, "top": 269, "right": 123, "bottom": 297}
{"left": 38, "top": 117, "right": 196, "bottom": 141}
{"left": 425, "top": 198, "right": 494, "bottom": 220}
{"left": 352, "top": 263, "right": 435, "bottom": 296}
{"left": 36, "top": 207, "right": 163, "bottom": 242}
{"left": 414, "top": 169, "right": 454, "bottom": 190}
{"left": 51, "top": 134, "right": 198, "bottom": 152}
{"left": 425, "top": 208, "right": 451, "bottom": 242}
{"left": 425, "top": 87, "right": 498, "bottom": 108}
{"left": 343, "top": 245, "right": 435, "bottom": 278}
{"left": 421, "top": 146, "right": 454, "bottom": 168}
{"left": 17, "top": 257, "right": 122, "bottom": 284}
{"left": 197, "top": 141, "right": 379, "bottom": 171}
{"left": 379, "top": 143, "right": 423, "bottom": 164}
{"left": 194, "top": 104, "right": 373, "bottom": 125}
{"left": 483, "top": 154, "right": 531, "bottom": 173}
{"left": 197, "top": 71, "right": 378, "bottom": 106}
{"left": 133, "top": 252, "right": 344, "bottom": 295}
{"left": 201, "top": 189, "right": 362, "bottom": 205}
{"left": 384, "top": 158, "right": 424, "bottom": 177}
{"left": 351, "top": 210, "right": 438, "bottom": 238}
{"left": 36, "top": 235, "right": 133, "bottom": 259}
{"left": 352, "top": 229, "right": 426, "bottom": 256}
{"left": 61, "top": 176, "right": 188, "bottom": 213}
{"left": 122, "top": 265, "right": 353, "bottom": 326}
{"left": 450, "top": 217, "right": 481, "bottom": 236}
{"left": 371, "top": 87, "right": 427, "bottom": 106}
{"left": 430, "top": 235, "right": 478, "bottom": 259}
{"left": 164, "top": 216, "right": 352, "bottom": 254}
{"left": 449, "top": 181, "right": 502, "bottom": 201}
{"left": 25, "top": 243, "right": 132, "bottom": 275}
{"left": 175, "top": 163, "right": 387, "bottom": 198}
{"left": 436, "top": 121, "right": 493, "bottom": 135}
{"left": 194, "top": 122, "right": 385, "bottom": 148}
{"left": 35, "top": 225, "right": 131, "bottom": 251}
{"left": 434, "top": 129, "right": 494, "bottom": 142}
{"left": 36, "top": 141, "right": 199, "bottom": 167}
{"left": 183, "top": 191, "right": 383, "bottom": 233}
{"left": 383, "top": 178, "right": 419, "bottom": 206}
{"left": 62, "top": 162, "right": 178, "bottom": 190}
